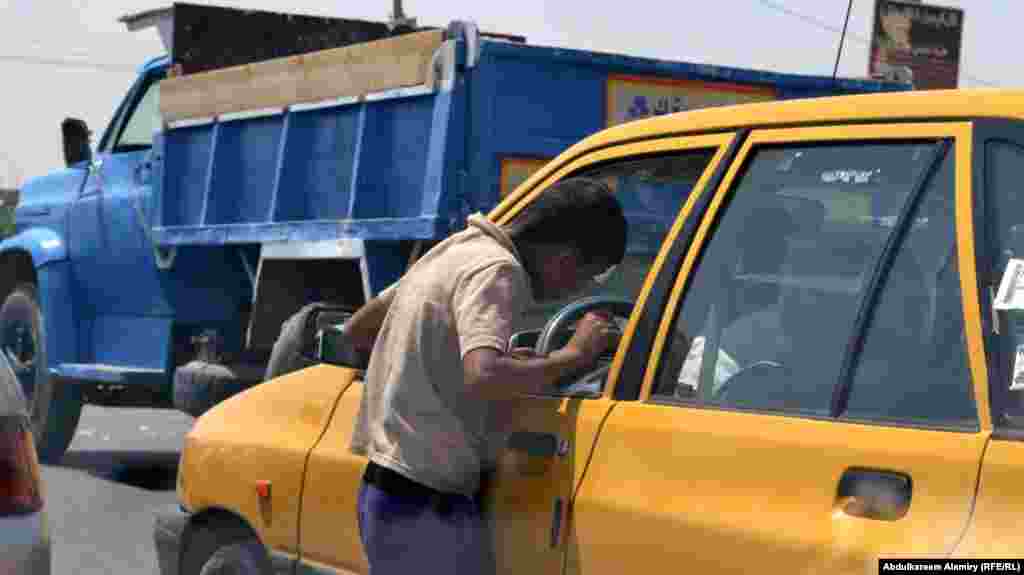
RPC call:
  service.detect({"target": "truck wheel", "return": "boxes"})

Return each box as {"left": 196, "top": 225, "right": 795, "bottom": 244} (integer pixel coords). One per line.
{"left": 182, "top": 524, "right": 271, "bottom": 575}
{"left": 0, "top": 283, "right": 84, "bottom": 464}
{"left": 173, "top": 360, "right": 265, "bottom": 418}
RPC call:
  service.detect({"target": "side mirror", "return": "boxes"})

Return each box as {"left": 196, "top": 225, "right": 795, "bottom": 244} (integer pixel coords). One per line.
{"left": 61, "top": 117, "right": 92, "bottom": 167}
{"left": 317, "top": 324, "right": 369, "bottom": 370}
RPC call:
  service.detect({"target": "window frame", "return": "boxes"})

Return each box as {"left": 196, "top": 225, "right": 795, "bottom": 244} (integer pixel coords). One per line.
{"left": 640, "top": 122, "right": 987, "bottom": 431}
{"left": 100, "top": 68, "right": 165, "bottom": 154}
{"left": 492, "top": 132, "right": 738, "bottom": 401}
{"left": 973, "top": 119, "right": 1024, "bottom": 438}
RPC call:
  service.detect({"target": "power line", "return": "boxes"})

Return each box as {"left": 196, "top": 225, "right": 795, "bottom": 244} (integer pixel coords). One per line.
{"left": 0, "top": 53, "right": 136, "bottom": 73}
{"left": 833, "top": 0, "right": 855, "bottom": 79}
{"left": 752, "top": 0, "right": 1000, "bottom": 87}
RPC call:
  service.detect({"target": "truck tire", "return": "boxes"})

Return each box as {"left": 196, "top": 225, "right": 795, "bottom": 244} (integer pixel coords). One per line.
{"left": 0, "top": 283, "right": 84, "bottom": 464}
{"left": 173, "top": 360, "right": 265, "bottom": 418}
{"left": 264, "top": 302, "right": 354, "bottom": 381}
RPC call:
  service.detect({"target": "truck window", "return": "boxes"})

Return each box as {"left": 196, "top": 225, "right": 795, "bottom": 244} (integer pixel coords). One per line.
{"left": 113, "top": 80, "right": 161, "bottom": 152}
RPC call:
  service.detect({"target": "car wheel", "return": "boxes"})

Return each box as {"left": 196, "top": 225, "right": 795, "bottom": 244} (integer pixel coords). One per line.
{"left": 183, "top": 524, "right": 271, "bottom": 575}
{"left": 0, "top": 283, "right": 83, "bottom": 463}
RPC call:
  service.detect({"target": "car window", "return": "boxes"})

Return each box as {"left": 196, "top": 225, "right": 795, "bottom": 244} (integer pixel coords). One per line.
{"left": 517, "top": 150, "right": 717, "bottom": 395}
{"left": 985, "top": 140, "right": 1024, "bottom": 429}
{"left": 114, "top": 80, "right": 161, "bottom": 152}
{"left": 842, "top": 150, "right": 975, "bottom": 428}
{"left": 651, "top": 140, "right": 943, "bottom": 417}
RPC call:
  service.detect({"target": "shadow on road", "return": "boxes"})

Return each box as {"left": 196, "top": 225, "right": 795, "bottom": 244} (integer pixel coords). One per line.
{"left": 56, "top": 450, "right": 181, "bottom": 491}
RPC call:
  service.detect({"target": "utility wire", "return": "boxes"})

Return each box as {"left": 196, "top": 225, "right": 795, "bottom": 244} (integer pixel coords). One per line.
{"left": 0, "top": 53, "right": 136, "bottom": 72}
{"left": 833, "top": 0, "right": 855, "bottom": 79}
{"left": 752, "top": 0, "right": 1000, "bottom": 87}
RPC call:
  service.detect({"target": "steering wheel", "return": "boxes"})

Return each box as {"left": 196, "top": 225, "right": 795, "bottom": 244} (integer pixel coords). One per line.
{"left": 535, "top": 296, "right": 634, "bottom": 395}
{"left": 712, "top": 360, "right": 791, "bottom": 404}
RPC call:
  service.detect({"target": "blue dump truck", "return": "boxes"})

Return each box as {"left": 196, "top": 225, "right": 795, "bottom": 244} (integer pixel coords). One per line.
{"left": 0, "top": 3, "right": 909, "bottom": 462}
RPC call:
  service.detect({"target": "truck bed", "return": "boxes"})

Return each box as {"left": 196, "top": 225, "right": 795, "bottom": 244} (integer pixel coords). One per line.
{"left": 151, "top": 23, "right": 907, "bottom": 248}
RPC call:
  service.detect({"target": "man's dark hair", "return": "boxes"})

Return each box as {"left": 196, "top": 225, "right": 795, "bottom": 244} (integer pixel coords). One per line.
{"left": 506, "top": 177, "right": 628, "bottom": 271}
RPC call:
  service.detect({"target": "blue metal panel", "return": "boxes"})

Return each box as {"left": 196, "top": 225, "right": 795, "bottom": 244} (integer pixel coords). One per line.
{"left": 161, "top": 125, "right": 214, "bottom": 228}
{"left": 206, "top": 117, "right": 283, "bottom": 225}
{"left": 421, "top": 87, "right": 462, "bottom": 232}
{"left": 364, "top": 240, "right": 411, "bottom": 296}
{"left": 0, "top": 228, "right": 68, "bottom": 267}
{"left": 352, "top": 95, "right": 435, "bottom": 220}
{"left": 465, "top": 47, "right": 607, "bottom": 215}
{"left": 36, "top": 261, "right": 80, "bottom": 368}
{"left": 152, "top": 216, "right": 442, "bottom": 246}
{"left": 266, "top": 113, "right": 292, "bottom": 223}
{"left": 478, "top": 40, "right": 905, "bottom": 94}
{"left": 90, "top": 315, "right": 173, "bottom": 370}
{"left": 274, "top": 106, "right": 361, "bottom": 222}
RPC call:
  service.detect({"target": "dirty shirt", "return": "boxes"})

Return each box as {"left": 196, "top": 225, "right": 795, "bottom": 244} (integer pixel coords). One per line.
{"left": 350, "top": 213, "right": 534, "bottom": 497}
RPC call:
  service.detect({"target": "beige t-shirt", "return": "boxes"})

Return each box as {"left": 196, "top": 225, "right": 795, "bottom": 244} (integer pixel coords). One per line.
{"left": 350, "top": 214, "right": 534, "bottom": 496}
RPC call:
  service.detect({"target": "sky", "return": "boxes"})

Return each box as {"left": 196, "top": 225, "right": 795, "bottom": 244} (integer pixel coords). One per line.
{"left": 0, "top": 0, "right": 1012, "bottom": 189}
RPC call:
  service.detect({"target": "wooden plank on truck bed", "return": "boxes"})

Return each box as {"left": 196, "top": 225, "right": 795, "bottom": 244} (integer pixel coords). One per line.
{"left": 159, "top": 29, "right": 445, "bottom": 122}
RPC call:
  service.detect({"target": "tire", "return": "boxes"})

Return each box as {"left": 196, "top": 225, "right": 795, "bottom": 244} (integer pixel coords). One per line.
{"left": 0, "top": 283, "right": 83, "bottom": 464}
{"left": 264, "top": 302, "right": 354, "bottom": 381}
{"left": 181, "top": 524, "right": 271, "bottom": 575}
{"left": 173, "top": 360, "right": 265, "bottom": 418}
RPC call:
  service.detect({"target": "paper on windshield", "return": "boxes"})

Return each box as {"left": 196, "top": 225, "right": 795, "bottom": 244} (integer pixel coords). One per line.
{"left": 995, "top": 259, "right": 1024, "bottom": 311}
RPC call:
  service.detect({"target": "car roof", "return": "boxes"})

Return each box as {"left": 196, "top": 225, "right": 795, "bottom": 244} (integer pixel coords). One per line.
{"left": 496, "top": 88, "right": 1022, "bottom": 220}
{"left": 570, "top": 88, "right": 1024, "bottom": 156}
{"left": 0, "top": 354, "right": 27, "bottom": 417}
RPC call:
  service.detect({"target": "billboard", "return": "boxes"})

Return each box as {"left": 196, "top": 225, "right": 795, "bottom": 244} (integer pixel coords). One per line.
{"left": 869, "top": 0, "right": 965, "bottom": 90}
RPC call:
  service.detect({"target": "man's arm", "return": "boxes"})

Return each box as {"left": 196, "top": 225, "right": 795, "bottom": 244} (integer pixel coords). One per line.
{"left": 463, "top": 312, "right": 615, "bottom": 401}
{"left": 342, "top": 287, "right": 397, "bottom": 353}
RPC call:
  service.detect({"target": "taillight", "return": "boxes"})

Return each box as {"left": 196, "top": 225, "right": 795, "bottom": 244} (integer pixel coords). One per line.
{"left": 0, "top": 415, "right": 43, "bottom": 515}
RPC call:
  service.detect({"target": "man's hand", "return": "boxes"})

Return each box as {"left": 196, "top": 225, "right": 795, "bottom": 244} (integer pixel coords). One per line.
{"left": 564, "top": 311, "right": 618, "bottom": 366}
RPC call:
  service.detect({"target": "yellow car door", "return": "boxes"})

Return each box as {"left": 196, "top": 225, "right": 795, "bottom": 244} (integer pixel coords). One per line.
{"left": 294, "top": 133, "right": 735, "bottom": 575}
{"left": 483, "top": 134, "right": 736, "bottom": 575}
{"left": 571, "top": 123, "right": 989, "bottom": 574}
{"left": 296, "top": 369, "right": 369, "bottom": 575}
{"left": 954, "top": 123, "right": 1024, "bottom": 557}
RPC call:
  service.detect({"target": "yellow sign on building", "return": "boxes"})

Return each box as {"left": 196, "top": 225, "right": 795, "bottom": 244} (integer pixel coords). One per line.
{"left": 606, "top": 75, "right": 777, "bottom": 127}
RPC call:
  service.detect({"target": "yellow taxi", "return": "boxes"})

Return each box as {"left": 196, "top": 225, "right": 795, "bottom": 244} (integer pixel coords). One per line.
{"left": 155, "top": 89, "right": 1024, "bottom": 574}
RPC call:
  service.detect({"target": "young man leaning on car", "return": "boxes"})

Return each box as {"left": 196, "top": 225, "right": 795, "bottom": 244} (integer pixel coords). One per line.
{"left": 340, "top": 177, "right": 628, "bottom": 575}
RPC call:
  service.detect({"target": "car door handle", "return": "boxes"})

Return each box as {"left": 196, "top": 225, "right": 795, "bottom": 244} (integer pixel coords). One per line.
{"left": 507, "top": 431, "right": 559, "bottom": 457}
{"left": 835, "top": 467, "right": 912, "bottom": 521}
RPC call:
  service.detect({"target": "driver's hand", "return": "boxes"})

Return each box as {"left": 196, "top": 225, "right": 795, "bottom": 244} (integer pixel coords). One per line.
{"left": 565, "top": 311, "right": 617, "bottom": 365}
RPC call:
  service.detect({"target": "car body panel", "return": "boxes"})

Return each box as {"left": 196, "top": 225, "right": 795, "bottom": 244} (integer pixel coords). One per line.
{"left": 566, "top": 121, "right": 988, "bottom": 574}
{"left": 572, "top": 408, "right": 986, "bottom": 574}
{"left": 173, "top": 90, "right": 1024, "bottom": 573}
{"left": 178, "top": 364, "right": 357, "bottom": 555}
{"left": 297, "top": 379, "right": 369, "bottom": 573}
{"left": 952, "top": 439, "right": 1023, "bottom": 557}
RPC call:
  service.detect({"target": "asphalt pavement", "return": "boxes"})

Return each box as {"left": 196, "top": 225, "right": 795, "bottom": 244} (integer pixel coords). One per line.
{"left": 41, "top": 405, "right": 195, "bottom": 575}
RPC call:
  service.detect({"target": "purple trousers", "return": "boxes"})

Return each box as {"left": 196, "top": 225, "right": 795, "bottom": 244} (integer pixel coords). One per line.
{"left": 357, "top": 480, "right": 494, "bottom": 575}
